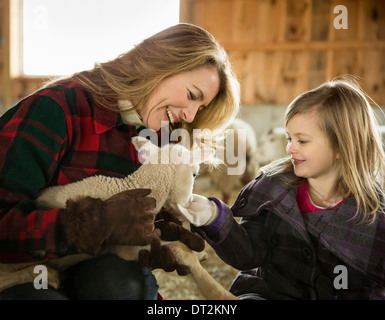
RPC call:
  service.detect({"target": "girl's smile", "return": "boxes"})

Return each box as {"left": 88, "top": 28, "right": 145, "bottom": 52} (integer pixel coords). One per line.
{"left": 291, "top": 158, "right": 305, "bottom": 166}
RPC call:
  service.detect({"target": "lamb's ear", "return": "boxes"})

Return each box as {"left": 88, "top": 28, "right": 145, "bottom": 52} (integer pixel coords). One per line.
{"left": 131, "top": 136, "right": 152, "bottom": 151}
{"left": 189, "top": 148, "right": 215, "bottom": 165}
{"left": 131, "top": 136, "right": 159, "bottom": 163}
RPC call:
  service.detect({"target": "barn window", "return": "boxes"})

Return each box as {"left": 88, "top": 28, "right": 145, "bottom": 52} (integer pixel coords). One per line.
{"left": 21, "top": 0, "right": 180, "bottom": 76}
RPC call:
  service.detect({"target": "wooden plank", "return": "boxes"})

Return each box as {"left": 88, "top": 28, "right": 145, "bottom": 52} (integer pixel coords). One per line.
{"left": 285, "top": 0, "right": 311, "bottom": 42}
{"left": 4, "top": 0, "right": 385, "bottom": 107}
{"left": 331, "top": 0, "right": 359, "bottom": 41}
{"left": 190, "top": 0, "right": 233, "bottom": 42}
{"left": 222, "top": 41, "right": 385, "bottom": 51}
{"left": 308, "top": 50, "right": 328, "bottom": 88}
{"left": 360, "top": 50, "right": 385, "bottom": 105}
{"left": 2, "top": 0, "right": 11, "bottom": 110}
{"left": 9, "top": 0, "right": 21, "bottom": 77}
{"left": 179, "top": 0, "right": 193, "bottom": 23}
{"left": 231, "top": 0, "right": 287, "bottom": 43}
{"left": 359, "top": 0, "right": 385, "bottom": 41}
{"left": 311, "top": 0, "right": 329, "bottom": 41}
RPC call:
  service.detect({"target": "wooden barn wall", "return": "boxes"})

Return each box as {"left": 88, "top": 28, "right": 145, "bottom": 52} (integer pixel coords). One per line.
{"left": 180, "top": 0, "right": 385, "bottom": 106}
{"left": 1, "top": 0, "right": 385, "bottom": 113}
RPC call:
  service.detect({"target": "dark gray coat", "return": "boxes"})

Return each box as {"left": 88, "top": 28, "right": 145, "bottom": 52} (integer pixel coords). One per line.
{"left": 196, "top": 172, "right": 385, "bottom": 299}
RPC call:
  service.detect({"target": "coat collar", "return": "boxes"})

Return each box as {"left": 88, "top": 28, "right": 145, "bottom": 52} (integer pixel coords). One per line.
{"left": 254, "top": 171, "right": 385, "bottom": 284}
{"left": 92, "top": 99, "right": 146, "bottom": 135}
{"left": 117, "top": 99, "right": 145, "bottom": 127}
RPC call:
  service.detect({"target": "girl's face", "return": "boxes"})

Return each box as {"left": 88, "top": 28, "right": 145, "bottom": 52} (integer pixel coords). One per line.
{"left": 286, "top": 110, "right": 339, "bottom": 184}
{"left": 138, "top": 65, "right": 220, "bottom": 131}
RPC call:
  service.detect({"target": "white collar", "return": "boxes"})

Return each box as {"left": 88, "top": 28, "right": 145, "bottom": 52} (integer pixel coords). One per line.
{"left": 117, "top": 99, "right": 145, "bottom": 127}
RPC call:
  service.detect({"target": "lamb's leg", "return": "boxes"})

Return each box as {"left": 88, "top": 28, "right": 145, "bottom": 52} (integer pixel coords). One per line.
{"left": 0, "top": 263, "right": 60, "bottom": 292}
{"left": 107, "top": 244, "right": 151, "bottom": 261}
{"left": 167, "top": 241, "right": 238, "bottom": 300}
{"left": 106, "top": 242, "right": 237, "bottom": 300}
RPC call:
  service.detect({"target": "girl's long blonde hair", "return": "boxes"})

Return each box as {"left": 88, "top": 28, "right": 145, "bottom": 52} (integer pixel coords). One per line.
{"left": 263, "top": 76, "right": 385, "bottom": 224}
{"left": 48, "top": 23, "right": 240, "bottom": 142}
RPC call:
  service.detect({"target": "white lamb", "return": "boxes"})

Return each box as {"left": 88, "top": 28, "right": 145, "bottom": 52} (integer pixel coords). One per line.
{"left": 0, "top": 136, "right": 238, "bottom": 300}
{"left": 37, "top": 136, "right": 213, "bottom": 212}
{"left": 258, "top": 127, "right": 287, "bottom": 166}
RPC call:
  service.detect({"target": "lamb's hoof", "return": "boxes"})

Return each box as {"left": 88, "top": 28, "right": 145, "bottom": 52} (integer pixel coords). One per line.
{"left": 47, "top": 267, "right": 61, "bottom": 289}
{"left": 194, "top": 250, "right": 208, "bottom": 262}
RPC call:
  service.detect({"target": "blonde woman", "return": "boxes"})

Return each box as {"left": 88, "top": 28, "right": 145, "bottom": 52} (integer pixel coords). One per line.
{"left": 0, "top": 23, "right": 240, "bottom": 300}
{"left": 181, "top": 77, "right": 385, "bottom": 299}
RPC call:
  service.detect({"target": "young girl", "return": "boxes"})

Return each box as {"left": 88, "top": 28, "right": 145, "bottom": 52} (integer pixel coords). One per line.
{"left": 180, "top": 78, "right": 385, "bottom": 299}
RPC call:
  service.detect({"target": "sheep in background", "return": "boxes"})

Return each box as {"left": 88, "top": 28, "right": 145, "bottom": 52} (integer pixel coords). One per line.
{"left": 0, "top": 136, "right": 239, "bottom": 300}
{"left": 258, "top": 127, "right": 288, "bottom": 166}
{"left": 197, "top": 118, "right": 260, "bottom": 204}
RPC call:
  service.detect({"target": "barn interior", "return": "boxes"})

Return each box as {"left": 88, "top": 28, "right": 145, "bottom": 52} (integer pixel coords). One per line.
{"left": 0, "top": 0, "right": 384, "bottom": 300}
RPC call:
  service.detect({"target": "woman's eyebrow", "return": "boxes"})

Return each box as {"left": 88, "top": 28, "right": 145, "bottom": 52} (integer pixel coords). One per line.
{"left": 193, "top": 85, "right": 204, "bottom": 100}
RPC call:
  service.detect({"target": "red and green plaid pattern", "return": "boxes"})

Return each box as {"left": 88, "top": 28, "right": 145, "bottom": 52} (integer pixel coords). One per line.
{"left": 0, "top": 82, "right": 143, "bottom": 262}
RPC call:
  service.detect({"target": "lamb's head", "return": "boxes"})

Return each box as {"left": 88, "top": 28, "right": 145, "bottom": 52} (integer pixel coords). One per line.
{"left": 131, "top": 136, "right": 214, "bottom": 213}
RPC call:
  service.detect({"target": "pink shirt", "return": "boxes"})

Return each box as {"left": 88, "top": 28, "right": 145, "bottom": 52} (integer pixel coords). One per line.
{"left": 296, "top": 181, "right": 343, "bottom": 214}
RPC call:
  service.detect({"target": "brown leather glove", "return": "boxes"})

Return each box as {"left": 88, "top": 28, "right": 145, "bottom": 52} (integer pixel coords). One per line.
{"left": 138, "top": 238, "right": 191, "bottom": 276}
{"left": 65, "top": 189, "right": 160, "bottom": 256}
{"left": 138, "top": 209, "right": 205, "bottom": 275}
{"left": 155, "top": 209, "right": 205, "bottom": 252}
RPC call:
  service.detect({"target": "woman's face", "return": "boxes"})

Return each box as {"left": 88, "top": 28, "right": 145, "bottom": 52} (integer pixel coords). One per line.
{"left": 138, "top": 65, "right": 220, "bottom": 131}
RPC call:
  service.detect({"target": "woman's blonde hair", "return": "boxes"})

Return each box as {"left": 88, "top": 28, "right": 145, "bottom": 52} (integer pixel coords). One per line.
{"left": 49, "top": 23, "right": 240, "bottom": 142}
{"left": 263, "top": 76, "right": 385, "bottom": 224}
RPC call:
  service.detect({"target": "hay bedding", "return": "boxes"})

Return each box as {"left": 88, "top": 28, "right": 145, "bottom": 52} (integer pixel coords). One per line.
{"left": 154, "top": 184, "right": 240, "bottom": 300}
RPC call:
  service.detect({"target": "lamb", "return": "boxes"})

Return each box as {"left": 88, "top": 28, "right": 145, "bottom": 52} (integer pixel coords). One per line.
{"left": 258, "top": 127, "right": 287, "bottom": 166}
{"left": 0, "top": 136, "right": 238, "bottom": 300}
{"left": 37, "top": 136, "right": 213, "bottom": 213}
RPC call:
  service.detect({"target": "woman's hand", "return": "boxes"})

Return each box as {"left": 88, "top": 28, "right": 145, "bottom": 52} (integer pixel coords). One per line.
{"left": 64, "top": 189, "right": 160, "bottom": 256}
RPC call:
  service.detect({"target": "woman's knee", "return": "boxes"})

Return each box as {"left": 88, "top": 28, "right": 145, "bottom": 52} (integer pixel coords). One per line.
{"left": 64, "top": 254, "right": 159, "bottom": 300}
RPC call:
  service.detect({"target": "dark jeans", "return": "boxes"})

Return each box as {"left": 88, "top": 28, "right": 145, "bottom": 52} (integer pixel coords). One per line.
{"left": 0, "top": 254, "right": 159, "bottom": 300}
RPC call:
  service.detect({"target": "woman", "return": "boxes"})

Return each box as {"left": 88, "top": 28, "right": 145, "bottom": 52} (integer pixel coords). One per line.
{"left": 0, "top": 23, "right": 240, "bottom": 299}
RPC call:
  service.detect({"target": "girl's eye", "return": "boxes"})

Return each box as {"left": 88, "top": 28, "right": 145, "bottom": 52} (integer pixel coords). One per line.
{"left": 298, "top": 140, "right": 307, "bottom": 144}
{"left": 286, "top": 137, "right": 291, "bottom": 142}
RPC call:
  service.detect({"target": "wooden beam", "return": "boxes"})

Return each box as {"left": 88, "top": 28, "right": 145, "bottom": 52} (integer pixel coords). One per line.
{"left": 222, "top": 41, "right": 385, "bottom": 52}
{"left": 2, "top": 0, "right": 11, "bottom": 110}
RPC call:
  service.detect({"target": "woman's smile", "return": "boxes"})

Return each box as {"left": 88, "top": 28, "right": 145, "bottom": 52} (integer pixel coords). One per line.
{"left": 166, "top": 107, "right": 178, "bottom": 125}
{"left": 138, "top": 65, "right": 220, "bottom": 131}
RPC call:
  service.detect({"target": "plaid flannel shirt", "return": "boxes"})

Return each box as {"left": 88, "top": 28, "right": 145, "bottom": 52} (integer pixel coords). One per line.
{"left": 0, "top": 82, "right": 144, "bottom": 262}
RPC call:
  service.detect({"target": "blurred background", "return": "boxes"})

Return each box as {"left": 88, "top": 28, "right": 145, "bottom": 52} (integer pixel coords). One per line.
{"left": 1, "top": 0, "right": 384, "bottom": 128}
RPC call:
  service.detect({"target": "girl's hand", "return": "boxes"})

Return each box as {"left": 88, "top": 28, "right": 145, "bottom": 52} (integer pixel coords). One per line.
{"left": 175, "top": 194, "right": 219, "bottom": 227}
